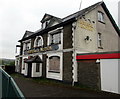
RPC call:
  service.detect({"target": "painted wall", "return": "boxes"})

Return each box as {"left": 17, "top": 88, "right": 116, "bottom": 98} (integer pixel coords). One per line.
{"left": 31, "top": 55, "right": 42, "bottom": 77}
{"left": 119, "top": 59, "right": 120, "bottom": 94}
{"left": 100, "top": 59, "right": 119, "bottom": 94}
{"left": 75, "top": 5, "right": 120, "bottom": 53}
{"left": 96, "top": 6, "right": 120, "bottom": 52}
{"left": 31, "top": 63, "right": 42, "bottom": 77}
{"left": 75, "top": 8, "right": 97, "bottom": 52}
{"left": 21, "top": 56, "right": 27, "bottom": 75}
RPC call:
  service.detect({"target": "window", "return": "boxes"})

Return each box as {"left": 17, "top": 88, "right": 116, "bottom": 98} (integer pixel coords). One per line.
{"left": 25, "top": 42, "right": 30, "bottom": 50}
{"left": 98, "top": 11, "right": 104, "bottom": 23}
{"left": 49, "top": 56, "right": 60, "bottom": 72}
{"left": 51, "top": 33, "right": 61, "bottom": 44}
{"left": 23, "top": 63, "right": 25, "bottom": 70}
{"left": 36, "top": 63, "right": 40, "bottom": 72}
{"left": 98, "top": 33, "right": 102, "bottom": 48}
{"left": 34, "top": 36, "right": 43, "bottom": 47}
{"left": 42, "top": 21, "right": 49, "bottom": 29}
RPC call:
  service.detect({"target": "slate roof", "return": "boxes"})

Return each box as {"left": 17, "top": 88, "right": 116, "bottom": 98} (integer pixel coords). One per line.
{"left": 19, "top": 1, "right": 120, "bottom": 42}
{"left": 22, "top": 30, "right": 34, "bottom": 40}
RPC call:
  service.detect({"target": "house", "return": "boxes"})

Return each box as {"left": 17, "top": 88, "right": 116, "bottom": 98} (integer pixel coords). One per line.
{"left": 15, "top": 1, "right": 120, "bottom": 94}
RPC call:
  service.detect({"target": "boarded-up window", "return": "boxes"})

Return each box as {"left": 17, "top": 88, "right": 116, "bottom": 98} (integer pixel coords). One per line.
{"left": 49, "top": 56, "right": 60, "bottom": 72}
{"left": 36, "top": 63, "right": 40, "bottom": 72}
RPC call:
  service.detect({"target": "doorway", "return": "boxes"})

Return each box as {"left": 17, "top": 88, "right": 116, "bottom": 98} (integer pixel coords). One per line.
{"left": 27, "top": 63, "right": 32, "bottom": 77}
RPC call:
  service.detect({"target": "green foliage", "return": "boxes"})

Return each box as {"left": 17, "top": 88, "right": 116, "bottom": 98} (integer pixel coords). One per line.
{"left": 0, "top": 58, "right": 15, "bottom": 66}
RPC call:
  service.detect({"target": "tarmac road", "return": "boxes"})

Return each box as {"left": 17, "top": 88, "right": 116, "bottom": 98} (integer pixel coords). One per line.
{"left": 12, "top": 74, "right": 120, "bottom": 98}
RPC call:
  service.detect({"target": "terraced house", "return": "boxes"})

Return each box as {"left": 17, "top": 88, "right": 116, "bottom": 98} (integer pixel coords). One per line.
{"left": 15, "top": 2, "right": 120, "bottom": 94}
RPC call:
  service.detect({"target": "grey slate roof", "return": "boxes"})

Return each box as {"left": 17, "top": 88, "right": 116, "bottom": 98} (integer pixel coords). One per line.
{"left": 62, "top": 1, "right": 102, "bottom": 22}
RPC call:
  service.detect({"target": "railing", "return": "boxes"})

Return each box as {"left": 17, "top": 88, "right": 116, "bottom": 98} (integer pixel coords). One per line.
{"left": 0, "top": 67, "right": 25, "bottom": 98}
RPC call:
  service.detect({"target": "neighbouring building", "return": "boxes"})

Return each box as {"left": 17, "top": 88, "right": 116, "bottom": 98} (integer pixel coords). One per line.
{"left": 15, "top": 2, "right": 120, "bottom": 94}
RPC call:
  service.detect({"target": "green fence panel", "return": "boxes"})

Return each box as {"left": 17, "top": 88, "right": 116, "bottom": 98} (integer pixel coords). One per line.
{"left": 0, "top": 67, "right": 25, "bottom": 98}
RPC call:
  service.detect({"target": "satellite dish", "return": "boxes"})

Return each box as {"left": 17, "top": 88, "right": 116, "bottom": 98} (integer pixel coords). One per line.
{"left": 51, "top": 44, "right": 59, "bottom": 50}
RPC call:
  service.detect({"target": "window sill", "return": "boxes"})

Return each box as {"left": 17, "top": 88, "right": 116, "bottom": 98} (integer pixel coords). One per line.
{"left": 50, "top": 43, "right": 61, "bottom": 45}
{"left": 98, "top": 20, "right": 105, "bottom": 24}
{"left": 98, "top": 47, "right": 103, "bottom": 49}
{"left": 48, "top": 71, "right": 60, "bottom": 73}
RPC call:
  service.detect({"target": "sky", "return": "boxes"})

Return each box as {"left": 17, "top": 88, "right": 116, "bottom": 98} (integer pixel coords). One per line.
{"left": 0, "top": 0, "right": 119, "bottom": 59}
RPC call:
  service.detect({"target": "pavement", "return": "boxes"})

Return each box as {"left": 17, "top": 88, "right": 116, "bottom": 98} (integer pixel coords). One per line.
{"left": 12, "top": 74, "right": 120, "bottom": 98}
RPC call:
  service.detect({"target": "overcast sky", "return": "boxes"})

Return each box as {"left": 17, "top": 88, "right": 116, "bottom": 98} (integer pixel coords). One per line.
{"left": 0, "top": 0, "right": 119, "bottom": 59}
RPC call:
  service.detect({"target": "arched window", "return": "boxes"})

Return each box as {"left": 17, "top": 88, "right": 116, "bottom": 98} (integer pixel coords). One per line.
{"left": 34, "top": 36, "right": 43, "bottom": 47}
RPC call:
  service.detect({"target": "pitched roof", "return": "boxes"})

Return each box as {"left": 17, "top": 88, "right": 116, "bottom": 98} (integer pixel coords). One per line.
{"left": 41, "top": 13, "right": 62, "bottom": 23}
{"left": 19, "top": 1, "right": 120, "bottom": 42}
{"left": 62, "top": 1, "right": 102, "bottom": 22}
{"left": 22, "top": 30, "right": 34, "bottom": 40}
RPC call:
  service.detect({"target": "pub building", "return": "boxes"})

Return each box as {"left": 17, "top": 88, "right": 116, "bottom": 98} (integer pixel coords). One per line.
{"left": 15, "top": 1, "right": 120, "bottom": 94}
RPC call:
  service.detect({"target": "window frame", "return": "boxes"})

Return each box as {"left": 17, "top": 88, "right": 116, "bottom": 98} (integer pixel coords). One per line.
{"left": 51, "top": 32, "right": 61, "bottom": 44}
{"left": 98, "top": 11, "right": 105, "bottom": 23}
{"left": 36, "top": 63, "right": 40, "bottom": 72}
{"left": 34, "top": 36, "right": 43, "bottom": 47}
{"left": 48, "top": 56, "right": 60, "bottom": 73}
{"left": 97, "top": 33, "right": 103, "bottom": 49}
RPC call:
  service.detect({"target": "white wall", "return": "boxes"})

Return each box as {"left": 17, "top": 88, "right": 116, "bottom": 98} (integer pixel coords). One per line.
{"left": 31, "top": 55, "right": 42, "bottom": 78}
{"left": 31, "top": 63, "right": 42, "bottom": 77}
{"left": 100, "top": 59, "right": 119, "bottom": 94}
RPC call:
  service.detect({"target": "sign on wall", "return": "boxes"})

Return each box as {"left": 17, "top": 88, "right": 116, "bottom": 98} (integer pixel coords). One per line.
{"left": 79, "top": 19, "right": 94, "bottom": 31}
{"left": 24, "top": 44, "right": 59, "bottom": 55}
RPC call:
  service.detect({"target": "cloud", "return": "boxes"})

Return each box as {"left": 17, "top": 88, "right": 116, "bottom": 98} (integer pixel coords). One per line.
{"left": 0, "top": 0, "right": 119, "bottom": 59}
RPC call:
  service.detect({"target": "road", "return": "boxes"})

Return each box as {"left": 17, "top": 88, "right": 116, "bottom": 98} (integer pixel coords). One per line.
{"left": 12, "top": 74, "right": 120, "bottom": 98}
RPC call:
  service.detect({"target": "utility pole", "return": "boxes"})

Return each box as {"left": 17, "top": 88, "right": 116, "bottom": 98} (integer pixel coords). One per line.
{"left": 79, "top": 0, "right": 82, "bottom": 11}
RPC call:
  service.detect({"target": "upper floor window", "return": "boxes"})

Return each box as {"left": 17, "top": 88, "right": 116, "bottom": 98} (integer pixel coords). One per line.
{"left": 25, "top": 42, "right": 31, "bottom": 50}
{"left": 98, "top": 11, "right": 104, "bottom": 23}
{"left": 42, "top": 21, "right": 50, "bottom": 29}
{"left": 34, "top": 36, "right": 43, "bottom": 47}
{"left": 98, "top": 33, "right": 102, "bottom": 48}
{"left": 51, "top": 33, "right": 61, "bottom": 44}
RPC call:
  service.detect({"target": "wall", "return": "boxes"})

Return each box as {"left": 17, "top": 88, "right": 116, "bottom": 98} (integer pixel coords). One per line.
{"left": 42, "top": 54, "right": 47, "bottom": 78}
{"left": 21, "top": 56, "right": 27, "bottom": 75}
{"left": 63, "top": 23, "right": 73, "bottom": 49}
{"left": 63, "top": 51, "right": 73, "bottom": 83}
{"left": 100, "top": 59, "right": 119, "bottom": 94}
{"left": 119, "top": 59, "right": 120, "bottom": 94}
{"left": 31, "top": 55, "right": 42, "bottom": 77}
{"left": 96, "top": 6, "right": 119, "bottom": 52}
{"left": 77, "top": 60, "right": 100, "bottom": 89}
{"left": 31, "top": 63, "right": 42, "bottom": 77}
{"left": 75, "top": 5, "right": 120, "bottom": 53}
{"left": 75, "top": 8, "right": 97, "bottom": 52}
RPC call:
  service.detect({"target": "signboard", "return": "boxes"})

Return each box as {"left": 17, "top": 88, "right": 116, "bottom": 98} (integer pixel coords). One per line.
{"left": 24, "top": 45, "right": 59, "bottom": 55}
{"left": 79, "top": 19, "right": 94, "bottom": 31}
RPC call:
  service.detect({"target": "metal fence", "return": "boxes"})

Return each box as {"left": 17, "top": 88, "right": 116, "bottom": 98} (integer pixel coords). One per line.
{"left": 0, "top": 67, "right": 24, "bottom": 98}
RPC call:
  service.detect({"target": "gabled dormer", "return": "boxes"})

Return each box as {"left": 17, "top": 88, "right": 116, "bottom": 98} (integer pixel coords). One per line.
{"left": 41, "top": 13, "right": 62, "bottom": 29}
{"left": 22, "top": 30, "right": 34, "bottom": 40}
